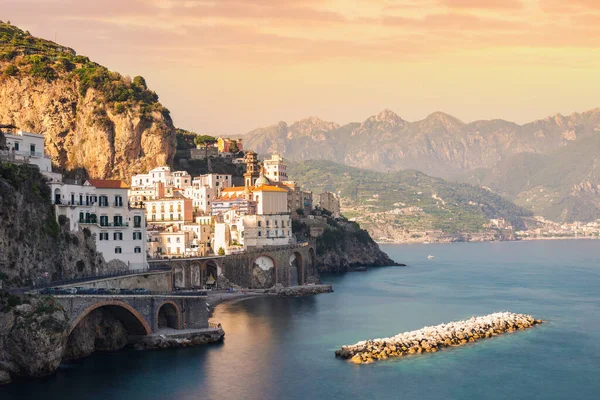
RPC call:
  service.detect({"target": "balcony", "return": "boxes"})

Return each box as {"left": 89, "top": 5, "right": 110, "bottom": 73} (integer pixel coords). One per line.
{"left": 98, "top": 222, "right": 129, "bottom": 228}
{"left": 55, "top": 200, "right": 94, "bottom": 207}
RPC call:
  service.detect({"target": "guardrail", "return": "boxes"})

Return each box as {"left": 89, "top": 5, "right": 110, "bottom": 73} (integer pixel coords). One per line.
{"left": 48, "top": 290, "right": 208, "bottom": 297}
{"left": 32, "top": 266, "right": 172, "bottom": 289}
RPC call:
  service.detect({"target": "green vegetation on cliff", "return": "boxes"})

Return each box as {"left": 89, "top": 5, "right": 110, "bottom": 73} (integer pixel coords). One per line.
{"left": 0, "top": 22, "right": 167, "bottom": 119}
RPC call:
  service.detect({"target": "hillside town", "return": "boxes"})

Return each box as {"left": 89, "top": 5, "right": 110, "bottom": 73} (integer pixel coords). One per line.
{"left": 0, "top": 125, "right": 341, "bottom": 286}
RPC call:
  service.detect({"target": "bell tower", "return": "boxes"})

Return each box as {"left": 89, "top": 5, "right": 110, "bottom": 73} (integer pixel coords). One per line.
{"left": 243, "top": 151, "right": 260, "bottom": 187}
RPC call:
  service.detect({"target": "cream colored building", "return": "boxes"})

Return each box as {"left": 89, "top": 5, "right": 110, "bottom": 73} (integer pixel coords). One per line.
{"left": 145, "top": 195, "right": 193, "bottom": 226}
{"left": 318, "top": 191, "right": 341, "bottom": 218}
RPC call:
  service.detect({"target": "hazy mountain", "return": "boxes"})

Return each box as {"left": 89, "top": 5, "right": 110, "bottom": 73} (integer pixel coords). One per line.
{"left": 288, "top": 159, "right": 532, "bottom": 240}
{"left": 244, "top": 108, "right": 600, "bottom": 222}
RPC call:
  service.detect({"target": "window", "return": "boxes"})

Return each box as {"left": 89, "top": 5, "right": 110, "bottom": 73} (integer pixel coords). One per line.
{"left": 133, "top": 232, "right": 142, "bottom": 240}
{"left": 176, "top": 237, "right": 181, "bottom": 243}
{"left": 167, "top": 237, "right": 171, "bottom": 243}
{"left": 99, "top": 196, "right": 109, "bottom": 207}
{"left": 134, "top": 215, "right": 142, "bottom": 228}
{"left": 113, "top": 215, "right": 123, "bottom": 226}
{"left": 14, "top": 142, "right": 19, "bottom": 151}
{"left": 113, "top": 232, "right": 123, "bottom": 240}
{"left": 134, "top": 247, "right": 141, "bottom": 254}
{"left": 114, "top": 195, "right": 123, "bottom": 207}
{"left": 258, "top": 231, "right": 262, "bottom": 237}
{"left": 100, "top": 216, "right": 109, "bottom": 226}
{"left": 99, "top": 232, "right": 109, "bottom": 241}
{"left": 258, "top": 221, "right": 262, "bottom": 227}
{"left": 266, "top": 220, "right": 270, "bottom": 227}
{"left": 115, "top": 247, "right": 122, "bottom": 254}
{"left": 79, "top": 212, "right": 84, "bottom": 223}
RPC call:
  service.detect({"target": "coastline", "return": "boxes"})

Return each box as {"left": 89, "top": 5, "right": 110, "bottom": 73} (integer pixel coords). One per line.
{"left": 376, "top": 236, "right": 600, "bottom": 245}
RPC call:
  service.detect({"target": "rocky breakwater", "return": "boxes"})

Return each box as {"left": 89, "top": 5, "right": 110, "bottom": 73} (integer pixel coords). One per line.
{"left": 335, "top": 312, "right": 542, "bottom": 364}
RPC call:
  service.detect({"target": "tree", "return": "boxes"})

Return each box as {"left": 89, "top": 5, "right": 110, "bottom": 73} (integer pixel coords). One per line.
{"left": 133, "top": 75, "right": 147, "bottom": 89}
{"left": 229, "top": 140, "right": 239, "bottom": 153}
{"left": 194, "top": 135, "right": 217, "bottom": 159}
{"left": 217, "top": 247, "right": 225, "bottom": 256}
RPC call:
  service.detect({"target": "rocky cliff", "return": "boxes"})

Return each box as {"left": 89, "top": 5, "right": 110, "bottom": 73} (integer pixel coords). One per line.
{"left": 293, "top": 216, "right": 402, "bottom": 273}
{"left": 0, "top": 23, "right": 175, "bottom": 180}
{"left": 0, "top": 163, "right": 110, "bottom": 287}
{"left": 0, "top": 292, "right": 69, "bottom": 385}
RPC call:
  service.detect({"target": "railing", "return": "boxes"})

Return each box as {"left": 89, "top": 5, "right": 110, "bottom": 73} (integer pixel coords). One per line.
{"left": 50, "top": 290, "right": 209, "bottom": 297}
{"left": 31, "top": 265, "right": 172, "bottom": 289}
{"left": 56, "top": 201, "right": 94, "bottom": 206}
{"left": 98, "top": 222, "right": 129, "bottom": 228}
{"left": 209, "top": 322, "right": 222, "bottom": 329}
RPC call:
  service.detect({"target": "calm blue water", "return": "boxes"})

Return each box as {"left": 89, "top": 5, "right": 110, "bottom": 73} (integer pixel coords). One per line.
{"left": 3, "top": 240, "right": 600, "bottom": 399}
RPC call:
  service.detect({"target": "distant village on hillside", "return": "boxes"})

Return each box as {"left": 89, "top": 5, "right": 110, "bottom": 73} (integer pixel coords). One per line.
{"left": 0, "top": 124, "right": 341, "bottom": 288}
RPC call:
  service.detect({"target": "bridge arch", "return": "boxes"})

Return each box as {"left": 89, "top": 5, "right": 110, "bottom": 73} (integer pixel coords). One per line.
{"left": 156, "top": 301, "right": 181, "bottom": 330}
{"left": 252, "top": 255, "right": 277, "bottom": 288}
{"left": 69, "top": 300, "right": 152, "bottom": 336}
{"left": 289, "top": 251, "right": 304, "bottom": 286}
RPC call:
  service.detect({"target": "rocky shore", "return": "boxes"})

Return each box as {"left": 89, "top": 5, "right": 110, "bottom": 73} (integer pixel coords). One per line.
{"left": 134, "top": 328, "right": 225, "bottom": 350}
{"left": 335, "top": 312, "right": 542, "bottom": 364}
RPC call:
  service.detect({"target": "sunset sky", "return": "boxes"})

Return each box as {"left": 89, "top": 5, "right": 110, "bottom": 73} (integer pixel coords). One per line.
{"left": 4, "top": 0, "right": 600, "bottom": 133}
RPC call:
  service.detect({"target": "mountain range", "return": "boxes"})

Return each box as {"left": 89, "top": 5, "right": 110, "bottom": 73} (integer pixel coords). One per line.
{"left": 242, "top": 109, "right": 600, "bottom": 222}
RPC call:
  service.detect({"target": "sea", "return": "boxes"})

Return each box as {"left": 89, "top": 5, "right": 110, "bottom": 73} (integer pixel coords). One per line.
{"left": 2, "top": 240, "right": 600, "bottom": 400}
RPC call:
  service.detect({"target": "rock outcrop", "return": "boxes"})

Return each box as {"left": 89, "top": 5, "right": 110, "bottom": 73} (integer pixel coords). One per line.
{"left": 0, "top": 164, "right": 111, "bottom": 287}
{"left": 0, "top": 292, "right": 69, "bottom": 384}
{"left": 134, "top": 329, "right": 225, "bottom": 350}
{"left": 294, "top": 216, "right": 403, "bottom": 273}
{"left": 335, "top": 312, "right": 542, "bottom": 364}
{"left": 0, "top": 23, "right": 175, "bottom": 181}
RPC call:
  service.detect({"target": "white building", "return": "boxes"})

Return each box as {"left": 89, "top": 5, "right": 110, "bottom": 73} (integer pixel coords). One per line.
{"left": 184, "top": 174, "right": 232, "bottom": 214}
{"left": 263, "top": 154, "right": 288, "bottom": 182}
{"left": 129, "top": 166, "right": 191, "bottom": 204}
{"left": 1, "top": 128, "right": 52, "bottom": 173}
{"left": 50, "top": 178, "right": 148, "bottom": 270}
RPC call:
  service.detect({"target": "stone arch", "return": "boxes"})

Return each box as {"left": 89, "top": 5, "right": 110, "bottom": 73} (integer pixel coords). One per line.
{"left": 289, "top": 251, "right": 304, "bottom": 286}
{"left": 156, "top": 301, "right": 181, "bottom": 330}
{"left": 309, "top": 247, "right": 316, "bottom": 268}
{"left": 252, "top": 255, "right": 277, "bottom": 288}
{"left": 69, "top": 300, "right": 152, "bottom": 336}
{"left": 53, "top": 187, "right": 61, "bottom": 204}
{"left": 203, "top": 260, "right": 220, "bottom": 288}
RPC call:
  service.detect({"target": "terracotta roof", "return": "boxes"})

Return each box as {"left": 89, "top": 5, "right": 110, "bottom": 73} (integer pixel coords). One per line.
{"left": 87, "top": 179, "right": 129, "bottom": 189}
{"left": 254, "top": 185, "right": 288, "bottom": 193}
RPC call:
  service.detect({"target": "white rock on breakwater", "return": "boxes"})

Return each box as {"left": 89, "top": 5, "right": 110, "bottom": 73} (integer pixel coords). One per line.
{"left": 335, "top": 312, "right": 542, "bottom": 364}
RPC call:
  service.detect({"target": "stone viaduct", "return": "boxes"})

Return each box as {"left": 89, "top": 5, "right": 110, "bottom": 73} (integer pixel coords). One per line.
{"left": 149, "top": 241, "right": 319, "bottom": 290}
{"left": 55, "top": 294, "right": 210, "bottom": 336}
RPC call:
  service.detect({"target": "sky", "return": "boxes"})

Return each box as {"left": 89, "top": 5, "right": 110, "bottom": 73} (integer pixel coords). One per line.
{"left": 3, "top": 0, "right": 600, "bottom": 133}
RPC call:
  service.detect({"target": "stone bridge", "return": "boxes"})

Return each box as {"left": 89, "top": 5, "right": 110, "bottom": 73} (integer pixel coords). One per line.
{"left": 55, "top": 295, "right": 209, "bottom": 335}
{"left": 145, "top": 242, "right": 318, "bottom": 290}
{"left": 221, "top": 241, "right": 319, "bottom": 289}
{"left": 148, "top": 256, "right": 224, "bottom": 290}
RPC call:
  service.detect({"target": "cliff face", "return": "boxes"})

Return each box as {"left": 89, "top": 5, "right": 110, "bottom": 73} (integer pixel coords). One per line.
{"left": 293, "top": 216, "right": 401, "bottom": 273}
{"left": 0, "top": 293, "right": 69, "bottom": 385}
{"left": 0, "top": 164, "right": 110, "bottom": 287}
{"left": 0, "top": 23, "right": 176, "bottom": 181}
{"left": 0, "top": 77, "right": 175, "bottom": 180}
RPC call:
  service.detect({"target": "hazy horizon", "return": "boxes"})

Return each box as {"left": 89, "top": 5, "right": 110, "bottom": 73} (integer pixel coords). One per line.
{"left": 4, "top": 0, "right": 600, "bottom": 134}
